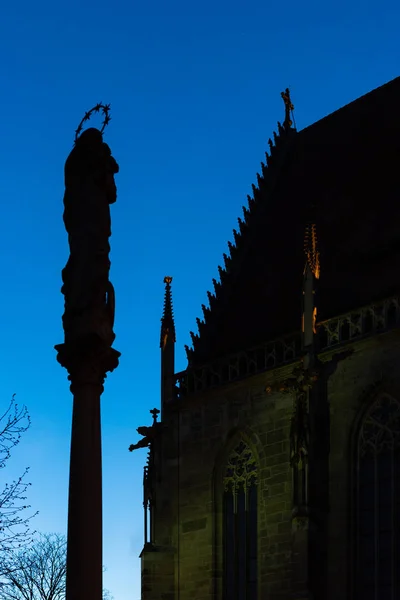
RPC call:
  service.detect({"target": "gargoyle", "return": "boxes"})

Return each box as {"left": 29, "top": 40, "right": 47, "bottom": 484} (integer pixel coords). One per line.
{"left": 128, "top": 424, "right": 160, "bottom": 452}
{"left": 128, "top": 438, "right": 150, "bottom": 452}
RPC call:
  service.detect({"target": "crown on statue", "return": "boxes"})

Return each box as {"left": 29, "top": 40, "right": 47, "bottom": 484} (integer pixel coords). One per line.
{"left": 74, "top": 103, "right": 111, "bottom": 144}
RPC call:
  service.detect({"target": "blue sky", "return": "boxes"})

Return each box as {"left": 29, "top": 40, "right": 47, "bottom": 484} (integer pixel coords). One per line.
{"left": 0, "top": 0, "right": 398, "bottom": 597}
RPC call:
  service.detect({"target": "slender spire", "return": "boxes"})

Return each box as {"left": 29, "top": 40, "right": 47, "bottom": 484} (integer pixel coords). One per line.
{"left": 160, "top": 276, "right": 175, "bottom": 349}
{"left": 304, "top": 222, "right": 320, "bottom": 281}
{"left": 302, "top": 214, "right": 320, "bottom": 363}
{"left": 160, "top": 277, "right": 176, "bottom": 414}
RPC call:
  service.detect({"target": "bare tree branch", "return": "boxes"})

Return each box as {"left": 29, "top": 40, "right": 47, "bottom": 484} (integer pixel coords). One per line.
{"left": 0, "top": 396, "right": 37, "bottom": 558}
{"left": 0, "top": 533, "right": 113, "bottom": 600}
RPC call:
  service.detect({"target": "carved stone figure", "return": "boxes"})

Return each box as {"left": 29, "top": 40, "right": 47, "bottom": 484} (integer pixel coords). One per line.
{"left": 128, "top": 424, "right": 161, "bottom": 452}
{"left": 60, "top": 127, "right": 119, "bottom": 347}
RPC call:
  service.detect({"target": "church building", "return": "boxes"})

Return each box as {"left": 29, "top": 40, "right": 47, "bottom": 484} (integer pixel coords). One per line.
{"left": 130, "top": 76, "right": 400, "bottom": 600}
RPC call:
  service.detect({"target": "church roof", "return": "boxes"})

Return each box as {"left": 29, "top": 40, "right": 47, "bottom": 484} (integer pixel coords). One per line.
{"left": 187, "top": 76, "right": 400, "bottom": 367}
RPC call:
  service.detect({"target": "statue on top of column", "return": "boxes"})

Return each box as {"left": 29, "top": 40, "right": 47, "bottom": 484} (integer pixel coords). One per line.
{"left": 60, "top": 106, "right": 119, "bottom": 349}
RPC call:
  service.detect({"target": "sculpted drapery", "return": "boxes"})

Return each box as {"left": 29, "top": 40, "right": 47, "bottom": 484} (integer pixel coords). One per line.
{"left": 61, "top": 127, "right": 118, "bottom": 347}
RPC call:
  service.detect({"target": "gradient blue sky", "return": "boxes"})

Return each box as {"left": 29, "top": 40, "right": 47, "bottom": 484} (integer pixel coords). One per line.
{"left": 0, "top": 0, "right": 398, "bottom": 597}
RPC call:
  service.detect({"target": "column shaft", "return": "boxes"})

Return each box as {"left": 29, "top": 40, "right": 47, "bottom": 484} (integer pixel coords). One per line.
{"left": 66, "top": 382, "right": 103, "bottom": 600}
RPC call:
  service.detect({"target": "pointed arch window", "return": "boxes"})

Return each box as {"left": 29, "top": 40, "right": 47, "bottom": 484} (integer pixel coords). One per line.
{"left": 223, "top": 440, "right": 258, "bottom": 600}
{"left": 355, "top": 395, "right": 400, "bottom": 600}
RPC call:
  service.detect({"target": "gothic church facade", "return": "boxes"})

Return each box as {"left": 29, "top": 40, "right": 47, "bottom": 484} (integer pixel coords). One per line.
{"left": 131, "top": 76, "right": 400, "bottom": 600}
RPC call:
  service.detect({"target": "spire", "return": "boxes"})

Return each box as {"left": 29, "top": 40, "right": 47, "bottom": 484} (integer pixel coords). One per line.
{"left": 160, "top": 276, "right": 175, "bottom": 349}
{"left": 160, "top": 277, "right": 176, "bottom": 414}
{"left": 302, "top": 212, "right": 320, "bottom": 364}
{"left": 304, "top": 222, "right": 320, "bottom": 281}
{"left": 281, "top": 88, "right": 296, "bottom": 130}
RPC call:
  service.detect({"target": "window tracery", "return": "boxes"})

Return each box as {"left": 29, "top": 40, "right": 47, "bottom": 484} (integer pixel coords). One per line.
{"left": 223, "top": 440, "right": 258, "bottom": 600}
{"left": 223, "top": 439, "right": 257, "bottom": 494}
{"left": 355, "top": 394, "right": 400, "bottom": 599}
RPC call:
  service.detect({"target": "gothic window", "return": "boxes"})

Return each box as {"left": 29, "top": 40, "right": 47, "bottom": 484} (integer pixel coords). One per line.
{"left": 355, "top": 395, "right": 400, "bottom": 600}
{"left": 223, "top": 440, "right": 258, "bottom": 600}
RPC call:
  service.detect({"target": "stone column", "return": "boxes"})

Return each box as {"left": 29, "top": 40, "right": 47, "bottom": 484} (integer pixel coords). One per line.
{"left": 55, "top": 113, "right": 120, "bottom": 600}
{"left": 56, "top": 344, "right": 119, "bottom": 600}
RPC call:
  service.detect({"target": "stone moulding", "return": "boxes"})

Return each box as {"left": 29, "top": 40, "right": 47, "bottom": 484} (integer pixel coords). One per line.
{"left": 175, "top": 295, "right": 400, "bottom": 396}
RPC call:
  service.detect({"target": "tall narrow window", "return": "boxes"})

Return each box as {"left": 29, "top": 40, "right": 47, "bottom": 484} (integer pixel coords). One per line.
{"left": 223, "top": 440, "right": 258, "bottom": 600}
{"left": 355, "top": 395, "right": 400, "bottom": 600}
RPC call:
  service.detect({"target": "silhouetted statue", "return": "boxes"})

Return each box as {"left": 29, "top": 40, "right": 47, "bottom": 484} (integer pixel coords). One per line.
{"left": 61, "top": 127, "right": 119, "bottom": 347}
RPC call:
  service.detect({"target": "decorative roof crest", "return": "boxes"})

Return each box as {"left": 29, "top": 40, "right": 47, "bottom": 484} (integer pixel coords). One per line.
{"left": 185, "top": 88, "right": 298, "bottom": 364}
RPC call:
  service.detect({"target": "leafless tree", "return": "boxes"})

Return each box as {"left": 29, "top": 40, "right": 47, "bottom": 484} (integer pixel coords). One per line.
{"left": 0, "top": 533, "right": 66, "bottom": 600}
{"left": 0, "top": 395, "right": 37, "bottom": 557}
{"left": 0, "top": 533, "right": 113, "bottom": 600}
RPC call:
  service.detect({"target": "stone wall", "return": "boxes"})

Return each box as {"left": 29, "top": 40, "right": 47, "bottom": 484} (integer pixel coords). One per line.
{"left": 142, "top": 328, "right": 400, "bottom": 599}
{"left": 326, "top": 329, "right": 400, "bottom": 600}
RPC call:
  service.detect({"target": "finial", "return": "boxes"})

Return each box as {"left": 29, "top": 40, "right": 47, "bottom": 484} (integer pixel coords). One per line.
{"left": 212, "top": 278, "right": 221, "bottom": 295}
{"left": 190, "top": 331, "right": 199, "bottom": 345}
{"left": 238, "top": 217, "right": 246, "bottom": 235}
{"left": 207, "top": 290, "right": 215, "bottom": 307}
{"left": 223, "top": 253, "right": 231, "bottom": 271}
{"left": 185, "top": 344, "right": 194, "bottom": 362}
{"left": 218, "top": 265, "right": 226, "bottom": 283}
{"left": 247, "top": 195, "right": 255, "bottom": 211}
{"left": 281, "top": 88, "right": 295, "bottom": 129}
{"left": 201, "top": 304, "right": 210, "bottom": 321}
{"left": 268, "top": 138, "right": 274, "bottom": 153}
{"left": 150, "top": 408, "right": 160, "bottom": 425}
{"left": 160, "top": 276, "right": 176, "bottom": 348}
{"left": 233, "top": 229, "right": 240, "bottom": 246}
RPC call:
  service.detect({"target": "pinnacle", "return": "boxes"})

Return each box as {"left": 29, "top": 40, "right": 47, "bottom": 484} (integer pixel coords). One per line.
{"left": 160, "top": 276, "right": 176, "bottom": 348}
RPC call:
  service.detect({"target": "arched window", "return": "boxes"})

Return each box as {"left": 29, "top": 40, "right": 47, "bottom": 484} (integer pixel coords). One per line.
{"left": 223, "top": 439, "right": 258, "bottom": 600}
{"left": 355, "top": 394, "right": 400, "bottom": 599}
